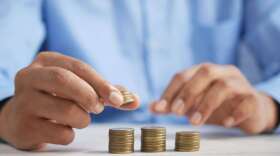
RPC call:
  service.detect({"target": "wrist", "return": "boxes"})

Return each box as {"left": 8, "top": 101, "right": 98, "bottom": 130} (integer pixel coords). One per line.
{"left": 262, "top": 93, "right": 279, "bottom": 132}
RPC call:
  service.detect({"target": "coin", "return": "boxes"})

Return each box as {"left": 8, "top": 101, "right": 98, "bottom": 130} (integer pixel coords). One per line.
{"left": 175, "top": 131, "right": 200, "bottom": 152}
{"left": 119, "top": 89, "right": 135, "bottom": 104}
{"left": 141, "top": 127, "right": 166, "bottom": 152}
{"left": 108, "top": 128, "right": 134, "bottom": 154}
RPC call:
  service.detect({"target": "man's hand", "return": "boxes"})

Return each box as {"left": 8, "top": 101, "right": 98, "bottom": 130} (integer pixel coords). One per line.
{"left": 151, "top": 63, "right": 278, "bottom": 134}
{"left": 0, "top": 52, "right": 139, "bottom": 150}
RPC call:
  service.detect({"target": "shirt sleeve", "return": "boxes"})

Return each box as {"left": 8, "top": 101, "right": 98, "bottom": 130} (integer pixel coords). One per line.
{"left": 242, "top": 0, "right": 280, "bottom": 103}
{"left": 0, "top": 0, "right": 45, "bottom": 101}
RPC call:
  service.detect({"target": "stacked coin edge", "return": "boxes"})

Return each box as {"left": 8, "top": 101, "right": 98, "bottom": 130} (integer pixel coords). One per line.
{"left": 175, "top": 131, "right": 200, "bottom": 152}
{"left": 109, "top": 128, "right": 134, "bottom": 154}
{"left": 120, "top": 90, "right": 134, "bottom": 104}
{"left": 141, "top": 127, "right": 166, "bottom": 152}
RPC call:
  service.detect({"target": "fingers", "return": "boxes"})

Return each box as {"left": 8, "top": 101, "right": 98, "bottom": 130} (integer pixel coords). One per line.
{"left": 151, "top": 74, "right": 185, "bottom": 114}
{"left": 34, "top": 92, "right": 92, "bottom": 129}
{"left": 33, "top": 52, "right": 123, "bottom": 106}
{"left": 150, "top": 63, "right": 259, "bottom": 132}
{"left": 35, "top": 119, "right": 75, "bottom": 145}
{"left": 170, "top": 64, "right": 229, "bottom": 115}
{"left": 188, "top": 79, "right": 235, "bottom": 125}
{"left": 151, "top": 66, "right": 199, "bottom": 114}
{"left": 150, "top": 100, "right": 169, "bottom": 114}
{"left": 22, "top": 66, "right": 102, "bottom": 113}
{"left": 16, "top": 118, "right": 75, "bottom": 150}
{"left": 223, "top": 95, "right": 255, "bottom": 128}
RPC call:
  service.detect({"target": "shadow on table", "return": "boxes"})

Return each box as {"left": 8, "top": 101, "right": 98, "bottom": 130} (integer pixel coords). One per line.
{"left": 198, "top": 131, "right": 277, "bottom": 140}
{"left": 165, "top": 129, "right": 278, "bottom": 140}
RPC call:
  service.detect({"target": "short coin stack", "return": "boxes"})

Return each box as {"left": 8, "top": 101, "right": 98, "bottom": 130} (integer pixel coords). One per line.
{"left": 120, "top": 89, "right": 135, "bottom": 104}
{"left": 141, "top": 127, "right": 166, "bottom": 152}
{"left": 108, "top": 128, "right": 134, "bottom": 154}
{"left": 175, "top": 131, "right": 200, "bottom": 152}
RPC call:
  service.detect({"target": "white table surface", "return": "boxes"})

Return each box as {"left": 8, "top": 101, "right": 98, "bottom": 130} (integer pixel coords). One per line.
{"left": 0, "top": 124, "right": 279, "bottom": 156}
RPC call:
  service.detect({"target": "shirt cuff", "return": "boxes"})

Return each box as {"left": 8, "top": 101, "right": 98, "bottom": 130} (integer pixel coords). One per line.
{"left": 0, "top": 138, "right": 7, "bottom": 144}
{"left": 255, "top": 78, "right": 280, "bottom": 132}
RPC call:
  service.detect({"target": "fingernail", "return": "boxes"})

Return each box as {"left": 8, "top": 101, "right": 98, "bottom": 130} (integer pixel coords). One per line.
{"left": 109, "top": 91, "right": 123, "bottom": 106}
{"left": 176, "top": 101, "right": 185, "bottom": 115}
{"left": 172, "top": 99, "right": 184, "bottom": 113}
{"left": 93, "top": 103, "right": 104, "bottom": 114}
{"left": 224, "top": 117, "right": 235, "bottom": 128}
{"left": 190, "top": 112, "right": 202, "bottom": 125}
{"left": 155, "top": 100, "right": 167, "bottom": 112}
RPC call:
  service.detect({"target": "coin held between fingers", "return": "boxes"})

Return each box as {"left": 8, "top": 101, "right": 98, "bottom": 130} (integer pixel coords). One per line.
{"left": 120, "top": 90, "right": 135, "bottom": 104}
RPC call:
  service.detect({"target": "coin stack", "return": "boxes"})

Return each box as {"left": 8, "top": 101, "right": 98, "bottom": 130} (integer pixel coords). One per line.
{"left": 175, "top": 131, "right": 200, "bottom": 152}
{"left": 141, "top": 127, "right": 166, "bottom": 152}
{"left": 108, "top": 128, "right": 134, "bottom": 154}
{"left": 120, "top": 89, "right": 134, "bottom": 104}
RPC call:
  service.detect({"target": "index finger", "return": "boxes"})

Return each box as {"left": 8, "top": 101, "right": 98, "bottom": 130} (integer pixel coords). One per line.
{"left": 32, "top": 52, "right": 124, "bottom": 106}
{"left": 151, "top": 66, "right": 199, "bottom": 114}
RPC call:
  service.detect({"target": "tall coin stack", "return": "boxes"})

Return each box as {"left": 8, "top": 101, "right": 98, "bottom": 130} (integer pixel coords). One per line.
{"left": 175, "top": 131, "right": 200, "bottom": 152}
{"left": 108, "top": 128, "right": 134, "bottom": 154}
{"left": 141, "top": 127, "right": 166, "bottom": 152}
{"left": 120, "top": 89, "right": 135, "bottom": 104}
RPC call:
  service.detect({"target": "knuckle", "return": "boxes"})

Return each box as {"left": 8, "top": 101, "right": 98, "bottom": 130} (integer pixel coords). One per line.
{"left": 59, "top": 129, "right": 75, "bottom": 145}
{"left": 15, "top": 68, "right": 29, "bottom": 83}
{"left": 36, "top": 52, "right": 52, "bottom": 62}
{"left": 173, "top": 72, "right": 186, "bottom": 82}
{"left": 163, "top": 95, "right": 172, "bottom": 102}
{"left": 49, "top": 68, "right": 69, "bottom": 85}
{"left": 215, "top": 78, "right": 230, "bottom": 88}
{"left": 184, "top": 86, "right": 197, "bottom": 97}
{"left": 198, "top": 63, "right": 215, "bottom": 76}
{"left": 226, "top": 65, "right": 240, "bottom": 74}
{"left": 71, "top": 60, "right": 89, "bottom": 73}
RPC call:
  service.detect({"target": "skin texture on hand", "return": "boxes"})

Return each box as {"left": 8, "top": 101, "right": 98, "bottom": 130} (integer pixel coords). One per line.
{"left": 150, "top": 63, "right": 278, "bottom": 134}
{"left": 0, "top": 52, "right": 140, "bottom": 150}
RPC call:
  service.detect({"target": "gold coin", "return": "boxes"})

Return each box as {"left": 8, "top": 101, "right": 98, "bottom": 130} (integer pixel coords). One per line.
{"left": 141, "top": 127, "right": 166, "bottom": 153}
{"left": 175, "top": 131, "right": 200, "bottom": 152}
{"left": 109, "top": 128, "right": 134, "bottom": 154}
{"left": 119, "top": 89, "right": 135, "bottom": 104}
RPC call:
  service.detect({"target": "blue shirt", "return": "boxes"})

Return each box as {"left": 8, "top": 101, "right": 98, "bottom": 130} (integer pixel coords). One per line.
{"left": 1, "top": 0, "right": 280, "bottom": 124}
